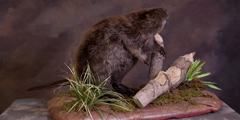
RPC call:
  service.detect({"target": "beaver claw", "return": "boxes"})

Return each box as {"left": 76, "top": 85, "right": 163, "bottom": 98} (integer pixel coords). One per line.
{"left": 143, "top": 58, "right": 150, "bottom": 66}
{"left": 159, "top": 48, "right": 166, "bottom": 59}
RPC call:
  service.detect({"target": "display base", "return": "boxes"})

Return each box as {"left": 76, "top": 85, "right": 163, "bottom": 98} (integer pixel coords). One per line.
{"left": 47, "top": 91, "right": 222, "bottom": 120}
{"left": 1, "top": 97, "right": 240, "bottom": 120}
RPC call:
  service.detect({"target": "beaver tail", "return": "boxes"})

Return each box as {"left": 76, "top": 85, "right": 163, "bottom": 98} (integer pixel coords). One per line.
{"left": 27, "top": 79, "right": 69, "bottom": 91}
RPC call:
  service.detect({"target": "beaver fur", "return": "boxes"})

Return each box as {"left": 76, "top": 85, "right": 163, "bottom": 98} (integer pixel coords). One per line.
{"left": 75, "top": 8, "right": 168, "bottom": 95}
{"left": 27, "top": 8, "right": 168, "bottom": 96}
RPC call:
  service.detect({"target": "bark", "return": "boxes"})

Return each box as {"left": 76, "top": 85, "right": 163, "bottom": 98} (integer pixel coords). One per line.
{"left": 133, "top": 52, "right": 195, "bottom": 108}
{"left": 148, "top": 34, "right": 164, "bottom": 80}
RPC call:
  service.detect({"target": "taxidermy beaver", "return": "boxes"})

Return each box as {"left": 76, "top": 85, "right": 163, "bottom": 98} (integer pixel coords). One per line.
{"left": 28, "top": 8, "right": 169, "bottom": 96}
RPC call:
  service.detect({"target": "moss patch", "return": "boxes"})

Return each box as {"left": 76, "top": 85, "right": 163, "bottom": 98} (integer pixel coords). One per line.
{"left": 188, "top": 78, "right": 207, "bottom": 91}
{"left": 62, "top": 100, "right": 79, "bottom": 112}
{"left": 151, "top": 78, "right": 211, "bottom": 106}
{"left": 152, "top": 91, "right": 183, "bottom": 105}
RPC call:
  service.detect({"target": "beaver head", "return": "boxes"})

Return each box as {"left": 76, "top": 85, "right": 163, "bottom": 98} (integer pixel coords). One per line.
{"left": 128, "top": 8, "right": 169, "bottom": 34}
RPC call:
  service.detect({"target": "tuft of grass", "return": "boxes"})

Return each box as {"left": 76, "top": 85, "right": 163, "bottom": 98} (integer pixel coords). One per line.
{"left": 185, "top": 59, "right": 221, "bottom": 90}
{"left": 57, "top": 63, "right": 134, "bottom": 120}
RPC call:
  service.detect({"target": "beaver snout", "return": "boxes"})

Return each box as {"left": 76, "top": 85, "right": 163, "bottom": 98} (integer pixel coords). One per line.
{"left": 161, "top": 8, "right": 169, "bottom": 19}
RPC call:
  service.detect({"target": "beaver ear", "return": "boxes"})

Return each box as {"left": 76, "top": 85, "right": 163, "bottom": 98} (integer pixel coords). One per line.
{"left": 139, "top": 12, "right": 150, "bottom": 20}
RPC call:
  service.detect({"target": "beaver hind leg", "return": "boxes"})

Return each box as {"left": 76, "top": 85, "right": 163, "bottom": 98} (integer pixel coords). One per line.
{"left": 111, "top": 71, "right": 139, "bottom": 96}
{"left": 112, "top": 82, "right": 139, "bottom": 96}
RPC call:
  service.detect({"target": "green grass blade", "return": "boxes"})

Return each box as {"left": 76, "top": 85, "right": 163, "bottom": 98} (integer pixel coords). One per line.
{"left": 195, "top": 72, "right": 211, "bottom": 79}
{"left": 194, "top": 61, "right": 204, "bottom": 71}
{"left": 57, "top": 98, "right": 68, "bottom": 105}
{"left": 95, "top": 101, "right": 131, "bottom": 111}
{"left": 207, "top": 84, "right": 221, "bottom": 90}
{"left": 85, "top": 107, "right": 94, "bottom": 120}
{"left": 191, "top": 62, "right": 205, "bottom": 78}
{"left": 189, "top": 71, "right": 201, "bottom": 79}
{"left": 185, "top": 59, "right": 200, "bottom": 82}
{"left": 92, "top": 106, "right": 105, "bottom": 120}
{"left": 78, "top": 102, "right": 84, "bottom": 112}
{"left": 185, "top": 64, "right": 193, "bottom": 81}
{"left": 64, "top": 63, "right": 74, "bottom": 75}
{"left": 201, "top": 80, "right": 216, "bottom": 84}
{"left": 67, "top": 101, "right": 80, "bottom": 114}
{"left": 190, "top": 60, "right": 201, "bottom": 72}
{"left": 98, "top": 76, "right": 111, "bottom": 88}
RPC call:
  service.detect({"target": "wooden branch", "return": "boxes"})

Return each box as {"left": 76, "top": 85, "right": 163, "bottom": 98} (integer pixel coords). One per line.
{"left": 148, "top": 34, "right": 164, "bottom": 80}
{"left": 133, "top": 52, "right": 195, "bottom": 108}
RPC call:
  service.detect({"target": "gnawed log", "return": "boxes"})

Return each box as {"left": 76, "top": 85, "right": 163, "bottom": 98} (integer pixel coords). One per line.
{"left": 133, "top": 52, "right": 195, "bottom": 108}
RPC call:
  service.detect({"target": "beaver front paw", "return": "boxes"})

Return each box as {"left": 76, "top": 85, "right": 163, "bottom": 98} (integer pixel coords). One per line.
{"left": 143, "top": 57, "right": 150, "bottom": 66}
{"left": 159, "top": 47, "right": 166, "bottom": 58}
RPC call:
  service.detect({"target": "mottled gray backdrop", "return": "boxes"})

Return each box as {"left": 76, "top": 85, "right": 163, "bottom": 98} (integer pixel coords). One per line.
{"left": 0, "top": 0, "right": 240, "bottom": 114}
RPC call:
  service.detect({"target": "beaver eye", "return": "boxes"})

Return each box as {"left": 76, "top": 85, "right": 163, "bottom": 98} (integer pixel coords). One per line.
{"left": 154, "top": 10, "right": 158, "bottom": 14}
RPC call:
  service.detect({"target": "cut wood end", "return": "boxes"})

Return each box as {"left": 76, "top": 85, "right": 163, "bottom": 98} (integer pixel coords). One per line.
{"left": 133, "top": 97, "right": 144, "bottom": 108}
{"left": 183, "top": 52, "right": 196, "bottom": 63}
{"left": 189, "top": 52, "right": 196, "bottom": 57}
